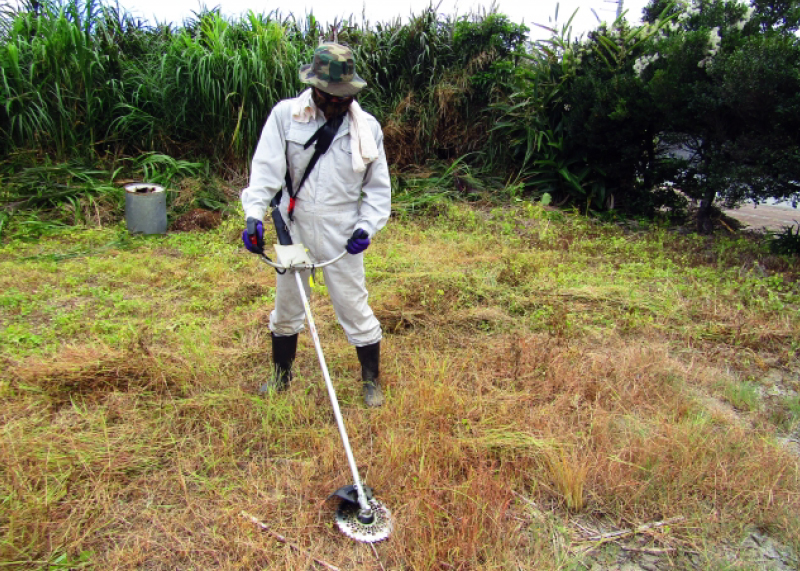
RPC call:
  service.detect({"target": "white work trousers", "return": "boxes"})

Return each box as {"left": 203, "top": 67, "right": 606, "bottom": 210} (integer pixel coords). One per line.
{"left": 269, "top": 202, "right": 382, "bottom": 347}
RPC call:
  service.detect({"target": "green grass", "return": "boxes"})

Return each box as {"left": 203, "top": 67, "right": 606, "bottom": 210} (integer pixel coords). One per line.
{"left": 1, "top": 201, "right": 799, "bottom": 569}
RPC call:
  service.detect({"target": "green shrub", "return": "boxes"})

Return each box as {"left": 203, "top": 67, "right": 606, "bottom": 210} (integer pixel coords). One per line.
{"left": 769, "top": 225, "right": 800, "bottom": 257}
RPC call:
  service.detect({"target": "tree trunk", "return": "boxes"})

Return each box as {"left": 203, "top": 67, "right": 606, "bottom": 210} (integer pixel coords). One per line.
{"left": 696, "top": 187, "right": 716, "bottom": 235}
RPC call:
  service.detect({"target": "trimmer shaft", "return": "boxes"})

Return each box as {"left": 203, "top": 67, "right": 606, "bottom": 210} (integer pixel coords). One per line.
{"left": 260, "top": 248, "right": 393, "bottom": 543}
{"left": 335, "top": 499, "right": 392, "bottom": 543}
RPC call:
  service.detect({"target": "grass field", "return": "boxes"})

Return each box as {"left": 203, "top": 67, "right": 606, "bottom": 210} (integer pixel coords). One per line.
{"left": 1, "top": 200, "right": 799, "bottom": 569}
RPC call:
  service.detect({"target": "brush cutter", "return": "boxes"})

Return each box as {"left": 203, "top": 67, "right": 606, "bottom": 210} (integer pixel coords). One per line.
{"left": 259, "top": 244, "right": 392, "bottom": 543}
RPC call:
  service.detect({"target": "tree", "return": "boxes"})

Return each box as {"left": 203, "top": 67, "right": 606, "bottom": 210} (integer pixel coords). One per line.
{"left": 640, "top": 0, "right": 800, "bottom": 233}
{"left": 558, "top": 20, "right": 669, "bottom": 216}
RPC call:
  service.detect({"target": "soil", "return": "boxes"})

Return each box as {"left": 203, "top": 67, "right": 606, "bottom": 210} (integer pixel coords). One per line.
{"left": 577, "top": 528, "right": 798, "bottom": 570}
{"left": 724, "top": 203, "right": 799, "bottom": 232}
{"left": 170, "top": 208, "right": 222, "bottom": 232}
{"left": 574, "top": 363, "right": 800, "bottom": 570}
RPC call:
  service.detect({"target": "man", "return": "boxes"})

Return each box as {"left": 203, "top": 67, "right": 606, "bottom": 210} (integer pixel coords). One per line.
{"left": 241, "top": 43, "right": 391, "bottom": 407}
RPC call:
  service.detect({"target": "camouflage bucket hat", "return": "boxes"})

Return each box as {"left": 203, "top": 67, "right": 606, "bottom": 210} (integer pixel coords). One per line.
{"left": 299, "top": 43, "right": 367, "bottom": 97}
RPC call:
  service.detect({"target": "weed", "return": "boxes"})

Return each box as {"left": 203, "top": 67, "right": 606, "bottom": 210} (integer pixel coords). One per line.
{"left": 47, "top": 550, "right": 94, "bottom": 569}
{"left": 545, "top": 448, "right": 589, "bottom": 512}
{"left": 719, "top": 378, "right": 763, "bottom": 412}
{"left": 769, "top": 224, "right": 800, "bottom": 257}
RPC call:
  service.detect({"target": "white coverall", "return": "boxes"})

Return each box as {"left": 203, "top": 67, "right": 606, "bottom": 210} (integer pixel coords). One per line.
{"left": 241, "top": 91, "right": 392, "bottom": 347}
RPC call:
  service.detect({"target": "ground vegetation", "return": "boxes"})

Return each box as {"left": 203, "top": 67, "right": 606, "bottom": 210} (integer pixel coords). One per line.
{"left": 1, "top": 201, "right": 799, "bottom": 568}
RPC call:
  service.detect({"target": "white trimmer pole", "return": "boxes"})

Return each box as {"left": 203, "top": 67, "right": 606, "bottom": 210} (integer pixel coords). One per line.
{"left": 259, "top": 245, "right": 390, "bottom": 542}
{"left": 293, "top": 271, "right": 371, "bottom": 514}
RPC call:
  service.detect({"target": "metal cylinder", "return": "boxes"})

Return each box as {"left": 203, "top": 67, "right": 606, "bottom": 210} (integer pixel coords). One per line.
{"left": 124, "top": 183, "right": 167, "bottom": 235}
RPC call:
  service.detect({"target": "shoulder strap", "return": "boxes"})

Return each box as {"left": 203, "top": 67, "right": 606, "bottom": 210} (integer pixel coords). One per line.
{"left": 284, "top": 114, "right": 345, "bottom": 221}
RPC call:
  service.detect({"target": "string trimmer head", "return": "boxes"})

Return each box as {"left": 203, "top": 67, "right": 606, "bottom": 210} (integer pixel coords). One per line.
{"left": 330, "top": 485, "right": 392, "bottom": 543}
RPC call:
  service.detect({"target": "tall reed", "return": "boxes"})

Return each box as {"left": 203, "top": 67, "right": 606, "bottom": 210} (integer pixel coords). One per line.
{"left": 0, "top": 0, "right": 123, "bottom": 157}
{"left": 147, "top": 10, "right": 307, "bottom": 160}
{"left": 1, "top": 1, "right": 527, "bottom": 168}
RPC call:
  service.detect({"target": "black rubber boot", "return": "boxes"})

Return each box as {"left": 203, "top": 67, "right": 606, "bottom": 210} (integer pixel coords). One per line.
{"left": 356, "top": 342, "right": 384, "bottom": 407}
{"left": 260, "top": 333, "right": 298, "bottom": 395}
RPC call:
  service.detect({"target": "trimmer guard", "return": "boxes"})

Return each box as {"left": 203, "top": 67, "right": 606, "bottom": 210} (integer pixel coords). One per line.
{"left": 328, "top": 484, "right": 374, "bottom": 505}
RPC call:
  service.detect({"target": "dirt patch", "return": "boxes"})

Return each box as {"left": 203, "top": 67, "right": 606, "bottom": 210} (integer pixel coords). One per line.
{"left": 734, "top": 529, "right": 799, "bottom": 570}
{"left": 725, "top": 203, "right": 800, "bottom": 232}
{"left": 170, "top": 208, "right": 222, "bottom": 232}
{"left": 231, "top": 283, "right": 270, "bottom": 306}
{"left": 570, "top": 517, "right": 798, "bottom": 570}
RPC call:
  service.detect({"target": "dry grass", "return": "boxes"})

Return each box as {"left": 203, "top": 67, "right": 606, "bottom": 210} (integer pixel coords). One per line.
{"left": 1, "top": 203, "right": 799, "bottom": 569}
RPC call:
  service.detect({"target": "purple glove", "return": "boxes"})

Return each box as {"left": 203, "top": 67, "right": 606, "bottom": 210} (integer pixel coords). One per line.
{"left": 242, "top": 217, "right": 264, "bottom": 254}
{"left": 346, "top": 229, "right": 370, "bottom": 255}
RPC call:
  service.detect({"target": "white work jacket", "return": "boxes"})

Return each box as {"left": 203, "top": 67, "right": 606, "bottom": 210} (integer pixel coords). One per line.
{"left": 241, "top": 94, "right": 391, "bottom": 246}
{"left": 241, "top": 93, "right": 391, "bottom": 346}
